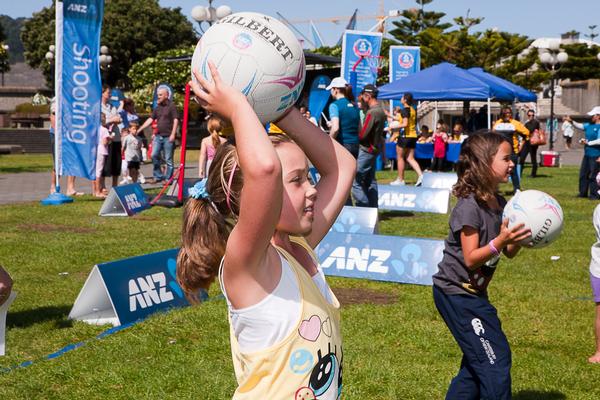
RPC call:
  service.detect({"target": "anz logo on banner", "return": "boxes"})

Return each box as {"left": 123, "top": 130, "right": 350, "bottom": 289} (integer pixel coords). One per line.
{"left": 316, "top": 231, "right": 444, "bottom": 286}
{"left": 69, "top": 249, "right": 203, "bottom": 326}
{"left": 378, "top": 185, "right": 450, "bottom": 214}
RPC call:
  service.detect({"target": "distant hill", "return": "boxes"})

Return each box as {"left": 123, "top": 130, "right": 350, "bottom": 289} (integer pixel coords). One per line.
{"left": 0, "top": 15, "right": 26, "bottom": 63}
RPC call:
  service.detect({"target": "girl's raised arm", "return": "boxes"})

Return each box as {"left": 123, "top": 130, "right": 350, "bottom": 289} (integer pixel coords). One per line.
{"left": 276, "top": 107, "right": 356, "bottom": 247}
{"left": 190, "top": 63, "right": 282, "bottom": 278}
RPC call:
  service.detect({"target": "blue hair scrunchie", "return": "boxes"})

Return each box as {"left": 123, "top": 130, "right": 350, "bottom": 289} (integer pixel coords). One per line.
{"left": 188, "top": 179, "right": 210, "bottom": 200}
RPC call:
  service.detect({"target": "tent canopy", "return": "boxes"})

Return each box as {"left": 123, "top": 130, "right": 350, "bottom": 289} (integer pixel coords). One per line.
{"left": 378, "top": 62, "right": 532, "bottom": 102}
{"left": 378, "top": 62, "right": 496, "bottom": 101}
{"left": 467, "top": 67, "right": 537, "bottom": 102}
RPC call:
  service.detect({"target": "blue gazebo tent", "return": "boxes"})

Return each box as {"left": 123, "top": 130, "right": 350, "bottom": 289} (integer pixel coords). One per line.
{"left": 378, "top": 62, "right": 534, "bottom": 128}
{"left": 467, "top": 67, "right": 537, "bottom": 102}
{"left": 378, "top": 62, "right": 517, "bottom": 101}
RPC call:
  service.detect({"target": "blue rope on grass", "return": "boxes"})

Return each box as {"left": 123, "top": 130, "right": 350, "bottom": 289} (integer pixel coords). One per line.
{"left": 0, "top": 294, "right": 224, "bottom": 374}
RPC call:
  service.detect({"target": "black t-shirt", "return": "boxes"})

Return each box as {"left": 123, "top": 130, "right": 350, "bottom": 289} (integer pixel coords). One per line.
{"left": 432, "top": 193, "right": 506, "bottom": 297}
{"left": 525, "top": 119, "right": 540, "bottom": 141}
{"left": 152, "top": 100, "right": 179, "bottom": 137}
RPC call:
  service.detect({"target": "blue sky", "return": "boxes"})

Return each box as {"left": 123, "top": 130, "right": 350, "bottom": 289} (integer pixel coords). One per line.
{"left": 4, "top": 0, "right": 600, "bottom": 46}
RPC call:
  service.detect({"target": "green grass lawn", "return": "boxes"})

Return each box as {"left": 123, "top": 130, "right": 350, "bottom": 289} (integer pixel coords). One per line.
{"left": 0, "top": 166, "right": 598, "bottom": 399}
{"left": 0, "top": 153, "right": 54, "bottom": 173}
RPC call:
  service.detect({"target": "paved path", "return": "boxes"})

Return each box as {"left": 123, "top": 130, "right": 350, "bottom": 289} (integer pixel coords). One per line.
{"left": 0, "top": 133, "right": 585, "bottom": 205}
{"left": 0, "top": 162, "right": 200, "bottom": 205}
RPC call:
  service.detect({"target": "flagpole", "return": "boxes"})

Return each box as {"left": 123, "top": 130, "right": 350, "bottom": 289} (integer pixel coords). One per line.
{"left": 42, "top": 0, "right": 73, "bottom": 205}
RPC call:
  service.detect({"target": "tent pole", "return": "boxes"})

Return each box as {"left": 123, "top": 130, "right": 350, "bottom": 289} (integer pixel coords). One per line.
{"left": 487, "top": 98, "right": 491, "bottom": 129}
{"left": 434, "top": 101, "right": 438, "bottom": 128}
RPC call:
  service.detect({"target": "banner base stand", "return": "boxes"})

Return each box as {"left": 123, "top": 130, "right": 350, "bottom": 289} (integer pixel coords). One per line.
{"left": 41, "top": 192, "right": 74, "bottom": 206}
{"left": 152, "top": 195, "right": 182, "bottom": 208}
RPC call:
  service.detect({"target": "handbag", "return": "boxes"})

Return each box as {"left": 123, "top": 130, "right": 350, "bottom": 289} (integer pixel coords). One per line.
{"left": 530, "top": 129, "right": 547, "bottom": 146}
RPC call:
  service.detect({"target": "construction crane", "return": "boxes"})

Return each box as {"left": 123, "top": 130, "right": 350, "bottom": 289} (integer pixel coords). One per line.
{"left": 279, "top": 0, "right": 399, "bottom": 34}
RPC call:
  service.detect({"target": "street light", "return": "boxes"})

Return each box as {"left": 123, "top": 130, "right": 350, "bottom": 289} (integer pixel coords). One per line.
{"left": 191, "top": 0, "right": 232, "bottom": 33}
{"left": 539, "top": 40, "right": 569, "bottom": 150}
{"left": 1, "top": 44, "right": 9, "bottom": 86}
{"left": 99, "top": 45, "right": 112, "bottom": 83}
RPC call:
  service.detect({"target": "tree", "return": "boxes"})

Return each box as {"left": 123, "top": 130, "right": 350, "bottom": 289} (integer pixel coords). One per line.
{"left": 21, "top": 0, "right": 197, "bottom": 88}
{"left": 0, "top": 19, "right": 5, "bottom": 42}
{"left": 388, "top": 0, "right": 451, "bottom": 46}
{"left": 0, "top": 15, "right": 26, "bottom": 63}
{"left": 556, "top": 43, "right": 600, "bottom": 82}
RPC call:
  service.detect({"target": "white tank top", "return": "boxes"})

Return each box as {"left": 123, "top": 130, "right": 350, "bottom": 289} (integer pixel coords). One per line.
{"left": 220, "top": 251, "right": 333, "bottom": 353}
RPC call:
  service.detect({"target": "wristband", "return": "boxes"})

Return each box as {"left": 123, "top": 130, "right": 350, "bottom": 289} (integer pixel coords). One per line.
{"left": 488, "top": 239, "right": 500, "bottom": 256}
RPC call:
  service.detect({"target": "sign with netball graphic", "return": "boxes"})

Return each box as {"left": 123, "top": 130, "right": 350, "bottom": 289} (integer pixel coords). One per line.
{"left": 378, "top": 185, "right": 451, "bottom": 214}
{"left": 341, "top": 30, "right": 383, "bottom": 94}
{"left": 316, "top": 232, "right": 443, "bottom": 286}
{"left": 389, "top": 45, "right": 420, "bottom": 110}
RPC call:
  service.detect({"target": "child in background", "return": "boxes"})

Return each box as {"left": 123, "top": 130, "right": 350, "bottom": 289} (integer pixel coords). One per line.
{"left": 122, "top": 121, "right": 143, "bottom": 183}
{"left": 119, "top": 126, "right": 131, "bottom": 185}
{"left": 178, "top": 63, "right": 355, "bottom": 398}
{"left": 417, "top": 124, "right": 432, "bottom": 143}
{"left": 589, "top": 203, "right": 600, "bottom": 363}
{"left": 94, "top": 113, "right": 111, "bottom": 197}
{"left": 450, "top": 122, "right": 468, "bottom": 143}
{"left": 432, "top": 132, "right": 531, "bottom": 399}
{"left": 198, "top": 116, "right": 226, "bottom": 179}
{"left": 431, "top": 122, "right": 449, "bottom": 172}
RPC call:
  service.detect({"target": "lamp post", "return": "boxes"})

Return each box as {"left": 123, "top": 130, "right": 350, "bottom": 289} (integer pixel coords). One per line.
{"left": 539, "top": 40, "right": 568, "bottom": 151}
{"left": 1, "top": 44, "right": 10, "bottom": 86}
{"left": 99, "top": 45, "right": 112, "bottom": 84}
{"left": 191, "top": 1, "right": 232, "bottom": 34}
{"left": 45, "top": 44, "right": 56, "bottom": 90}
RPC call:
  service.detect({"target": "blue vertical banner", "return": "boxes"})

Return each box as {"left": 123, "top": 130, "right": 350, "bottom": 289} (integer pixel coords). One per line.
{"left": 341, "top": 30, "right": 383, "bottom": 95}
{"left": 57, "top": 0, "right": 103, "bottom": 180}
{"left": 389, "top": 45, "right": 420, "bottom": 111}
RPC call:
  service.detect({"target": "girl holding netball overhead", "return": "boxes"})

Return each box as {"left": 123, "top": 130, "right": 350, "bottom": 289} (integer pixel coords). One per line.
{"left": 432, "top": 132, "right": 531, "bottom": 400}
{"left": 177, "top": 62, "right": 355, "bottom": 399}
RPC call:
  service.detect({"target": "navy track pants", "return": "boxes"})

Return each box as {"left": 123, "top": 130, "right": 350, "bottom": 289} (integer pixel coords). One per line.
{"left": 433, "top": 285, "right": 512, "bottom": 400}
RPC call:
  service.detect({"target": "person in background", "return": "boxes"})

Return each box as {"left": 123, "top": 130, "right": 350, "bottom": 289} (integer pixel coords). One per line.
{"left": 94, "top": 113, "right": 111, "bottom": 198}
{"left": 561, "top": 115, "right": 575, "bottom": 150}
{"left": 122, "top": 121, "right": 144, "bottom": 183}
{"left": 418, "top": 125, "right": 432, "bottom": 143}
{"left": 101, "top": 84, "right": 123, "bottom": 188}
{"left": 354, "top": 84, "right": 386, "bottom": 207}
{"left": 519, "top": 109, "right": 541, "bottom": 178}
{"left": 493, "top": 106, "right": 530, "bottom": 193}
{"left": 570, "top": 107, "right": 600, "bottom": 199}
{"left": 546, "top": 117, "right": 559, "bottom": 145}
{"left": 391, "top": 92, "right": 423, "bottom": 186}
{"left": 198, "top": 116, "right": 227, "bottom": 179}
{"left": 431, "top": 122, "right": 449, "bottom": 172}
{"left": 138, "top": 87, "right": 179, "bottom": 183}
{"left": 49, "top": 98, "right": 81, "bottom": 196}
{"left": 305, "top": 110, "right": 318, "bottom": 126}
{"left": 449, "top": 122, "right": 468, "bottom": 143}
{"left": 326, "top": 77, "right": 361, "bottom": 160}
{"left": 589, "top": 204, "right": 600, "bottom": 363}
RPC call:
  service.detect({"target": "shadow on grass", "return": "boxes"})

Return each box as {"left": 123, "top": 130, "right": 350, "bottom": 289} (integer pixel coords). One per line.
{"left": 513, "top": 390, "right": 566, "bottom": 400}
{"left": 378, "top": 210, "right": 415, "bottom": 221}
{"left": 7, "top": 305, "right": 73, "bottom": 329}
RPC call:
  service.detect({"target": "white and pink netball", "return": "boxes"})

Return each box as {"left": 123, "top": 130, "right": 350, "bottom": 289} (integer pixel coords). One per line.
{"left": 502, "top": 190, "right": 564, "bottom": 248}
{"left": 191, "top": 12, "right": 305, "bottom": 124}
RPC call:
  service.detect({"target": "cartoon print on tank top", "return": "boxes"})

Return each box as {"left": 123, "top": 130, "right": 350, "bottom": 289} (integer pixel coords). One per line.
{"left": 291, "top": 313, "right": 343, "bottom": 399}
